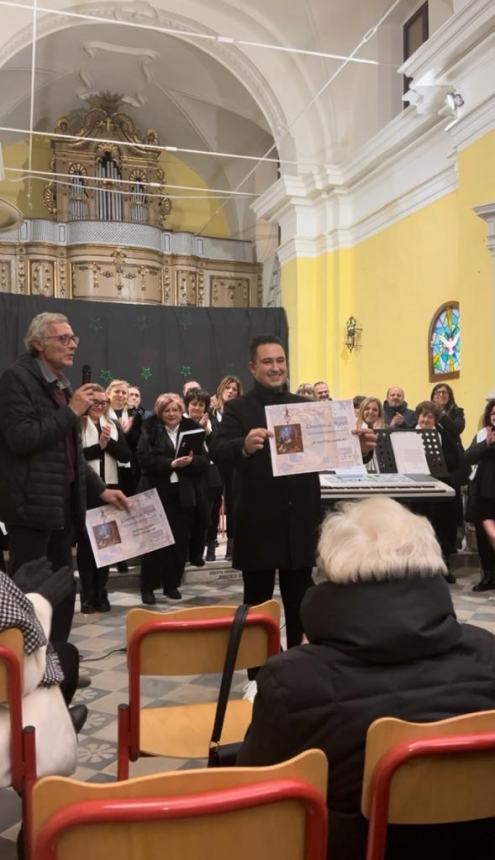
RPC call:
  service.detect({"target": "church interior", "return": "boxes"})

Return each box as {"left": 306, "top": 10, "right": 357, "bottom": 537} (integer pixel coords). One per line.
{"left": 1, "top": 0, "right": 495, "bottom": 856}
{"left": 0, "top": 0, "right": 493, "bottom": 434}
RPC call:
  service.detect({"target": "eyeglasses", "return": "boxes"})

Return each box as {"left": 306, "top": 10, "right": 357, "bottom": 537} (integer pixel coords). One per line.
{"left": 45, "top": 334, "right": 80, "bottom": 346}
{"left": 91, "top": 402, "right": 107, "bottom": 408}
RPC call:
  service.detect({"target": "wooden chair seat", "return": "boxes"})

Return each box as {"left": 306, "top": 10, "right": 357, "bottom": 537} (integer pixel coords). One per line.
{"left": 117, "top": 601, "right": 280, "bottom": 779}
{"left": 139, "top": 699, "right": 253, "bottom": 758}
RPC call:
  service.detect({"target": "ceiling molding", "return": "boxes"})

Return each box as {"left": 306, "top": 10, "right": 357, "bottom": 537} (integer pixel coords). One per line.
{"left": 447, "top": 93, "right": 495, "bottom": 152}
{"left": 0, "top": 1, "right": 288, "bottom": 146}
{"left": 78, "top": 40, "right": 159, "bottom": 106}
{"left": 399, "top": 0, "right": 494, "bottom": 81}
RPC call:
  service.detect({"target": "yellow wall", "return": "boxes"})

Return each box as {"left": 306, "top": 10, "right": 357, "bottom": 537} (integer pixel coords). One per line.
{"left": 0, "top": 138, "right": 52, "bottom": 217}
{"left": 0, "top": 140, "right": 231, "bottom": 237}
{"left": 161, "top": 152, "right": 230, "bottom": 237}
{"left": 281, "top": 129, "right": 495, "bottom": 439}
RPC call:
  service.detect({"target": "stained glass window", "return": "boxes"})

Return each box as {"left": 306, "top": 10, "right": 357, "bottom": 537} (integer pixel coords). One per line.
{"left": 428, "top": 302, "right": 460, "bottom": 381}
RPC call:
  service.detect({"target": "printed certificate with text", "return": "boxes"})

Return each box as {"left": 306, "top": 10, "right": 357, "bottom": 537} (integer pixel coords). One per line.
{"left": 86, "top": 488, "right": 175, "bottom": 568}
{"left": 265, "top": 399, "right": 363, "bottom": 477}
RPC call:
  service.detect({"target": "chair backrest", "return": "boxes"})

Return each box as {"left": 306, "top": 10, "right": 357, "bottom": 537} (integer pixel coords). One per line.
{"left": 0, "top": 629, "right": 24, "bottom": 762}
{"left": 362, "top": 710, "right": 495, "bottom": 826}
{"left": 32, "top": 749, "right": 328, "bottom": 860}
{"left": 126, "top": 601, "right": 281, "bottom": 677}
{"left": 0, "top": 627, "right": 23, "bottom": 704}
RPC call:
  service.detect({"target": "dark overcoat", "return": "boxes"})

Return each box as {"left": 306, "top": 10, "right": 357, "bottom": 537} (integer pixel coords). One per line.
{"left": 209, "top": 381, "right": 322, "bottom": 571}
{"left": 137, "top": 414, "right": 209, "bottom": 520}
{"left": 237, "top": 575, "right": 495, "bottom": 859}
{"left": 0, "top": 353, "right": 104, "bottom": 531}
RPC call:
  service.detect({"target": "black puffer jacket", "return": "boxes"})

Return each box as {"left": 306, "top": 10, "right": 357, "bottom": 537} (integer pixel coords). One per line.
{"left": 0, "top": 353, "right": 104, "bottom": 530}
{"left": 238, "top": 575, "right": 495, "bottom": 858}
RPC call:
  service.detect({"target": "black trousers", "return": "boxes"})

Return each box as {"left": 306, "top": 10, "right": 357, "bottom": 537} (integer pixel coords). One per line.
{"left": 53, "top": 641, "right": 80, "bottom": 705}
{"left": 76, "top": 529, "right": 109, "bottom": 606}
{"left": 475, "top": 497, "right": 495, "bottom": 576}
{"left": 242, "top": 567, "right": 314, "bottom": 649}
{"left": 6, "top": 500, "right": 76, "bottom": 642}
{"left": 141, "top": 496, "right": 194, "bottom": 593}
{"left": 206, "top": 487, "right": 223, "bottom": 544}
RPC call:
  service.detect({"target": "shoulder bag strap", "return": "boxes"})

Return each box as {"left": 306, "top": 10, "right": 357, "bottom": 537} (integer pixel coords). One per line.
{"left": 209, "top": 603, "right": 250, "bottom": 748}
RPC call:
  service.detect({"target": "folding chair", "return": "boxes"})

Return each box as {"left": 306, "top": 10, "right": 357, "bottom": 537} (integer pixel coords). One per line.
{"left": 32, "top": 749, "right": 328, "bottom": 860}
{"left": 0, "top": 628, "right": 38, "bottom": 860}
{"left": 117, "top": 600, "right": 280, "bottom": 779}
{"left": 361, "top": 710, "right": 495, "bottom": 860}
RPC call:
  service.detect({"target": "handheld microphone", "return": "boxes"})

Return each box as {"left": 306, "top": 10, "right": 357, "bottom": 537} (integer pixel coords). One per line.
{"left": 82, "top": 364, "right": 92, "bottom": 384}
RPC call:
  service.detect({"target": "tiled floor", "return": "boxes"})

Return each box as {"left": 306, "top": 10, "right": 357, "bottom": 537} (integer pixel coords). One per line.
{"left": 2, "top": 558, "right": 495, "bottom": 857}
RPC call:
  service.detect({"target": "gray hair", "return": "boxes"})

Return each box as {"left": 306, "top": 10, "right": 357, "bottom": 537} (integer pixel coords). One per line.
{"left": 24, "top": 313, "right": 69, "bottom": 353}
{"left": 317, "top": 497, "right": 446, "bottom": 583}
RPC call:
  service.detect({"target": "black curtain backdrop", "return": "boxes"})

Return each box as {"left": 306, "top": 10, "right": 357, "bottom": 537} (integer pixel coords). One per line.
{"left": 0, "top": 294, "right": 288, "bottom": 405}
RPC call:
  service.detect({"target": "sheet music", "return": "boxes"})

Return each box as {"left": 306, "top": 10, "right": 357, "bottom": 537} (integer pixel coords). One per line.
{"left": 390, "top": 431, "right": 430, "bottom": 475}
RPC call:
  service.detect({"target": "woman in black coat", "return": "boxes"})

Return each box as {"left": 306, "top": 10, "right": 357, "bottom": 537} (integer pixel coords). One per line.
{"left": 77, "top": 386, "right": 131, "bottom": 613}
{"left": 237, "top": 497, "right": 495, "bottom": 860}
{"left": 430, "top": 382, "right": 465, "bottom": 434}
{"left": 414, "top": 400, "right": 467, "bottom": 583}
{"left": 209, "top": 375, "right": 243, "bottom": 561}
{"left": 465, "top": 398, "right": 495, "bottom": 591}
{"left": 137, "top": 393, "right": 209, "bottom": 603}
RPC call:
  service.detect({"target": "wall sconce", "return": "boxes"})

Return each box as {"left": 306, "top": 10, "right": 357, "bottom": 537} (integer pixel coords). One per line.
{"left": 345, "top": 316, "right": 362, "bottom": 352}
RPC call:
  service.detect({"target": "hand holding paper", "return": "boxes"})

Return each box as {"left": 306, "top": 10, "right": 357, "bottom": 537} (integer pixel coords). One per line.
{"left": 244, "top": 427, "right": 273, "bottom": 455}
{"left": 265, "top": 400, "right": 363, "bottom": 477}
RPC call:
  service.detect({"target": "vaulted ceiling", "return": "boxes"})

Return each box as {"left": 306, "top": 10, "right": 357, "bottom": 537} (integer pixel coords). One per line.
{"left": 0, "top": 0, "right": 454, "bottom": 236}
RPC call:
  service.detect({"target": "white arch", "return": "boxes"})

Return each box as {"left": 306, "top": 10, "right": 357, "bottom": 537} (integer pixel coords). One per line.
{"left": 0, "top": 1, "right": 301, "bottom": 159}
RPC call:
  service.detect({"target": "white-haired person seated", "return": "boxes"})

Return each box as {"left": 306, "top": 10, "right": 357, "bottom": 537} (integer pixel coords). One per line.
{"left": 0, "top": 559, "right": 87, "bottom": 857}
{"left": 237, "top": 498, "right": 495, "bottom": 860}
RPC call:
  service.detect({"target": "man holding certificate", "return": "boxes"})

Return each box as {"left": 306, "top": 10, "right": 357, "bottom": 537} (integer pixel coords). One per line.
{"left": 211, "top": 335, "right": 375, "bottom": 661}
{"left": 210, "top": 336, "right": 320, "bottom": 653}
{"left": 137, "top": 392, "right": 209, "bottom": 604}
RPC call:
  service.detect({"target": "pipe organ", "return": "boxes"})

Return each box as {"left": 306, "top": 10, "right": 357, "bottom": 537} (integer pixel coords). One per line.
{"left": 0, "top": 95, "right": 261, "bottom": 307}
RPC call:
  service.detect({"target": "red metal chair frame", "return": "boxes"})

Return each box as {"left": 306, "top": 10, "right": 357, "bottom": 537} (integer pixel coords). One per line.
{"left": 366, "top": 730, "right": 495, "bottom": 860}
{"left": 117, "top": 612, "right": 281, "bottom": 780}
{"left": 33, "top": 777, "right": 328, "bottom": 860}
{"left": 0, "top": 644, "right": 38, "bottom": 860}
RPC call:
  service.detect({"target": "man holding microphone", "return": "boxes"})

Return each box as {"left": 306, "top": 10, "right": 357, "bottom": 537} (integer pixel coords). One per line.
{"left": 0, "top": 312, "right": 128, "bottom": 640}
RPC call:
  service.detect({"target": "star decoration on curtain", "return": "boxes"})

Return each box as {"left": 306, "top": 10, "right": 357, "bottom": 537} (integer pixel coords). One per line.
{"left": 89, "top": 316, "right": 103, "bottom": 334}
{"left": 179, "top": 365, "right": 192, "bottom": 378}
{"left": 140, "top": 367, "right": 152, "bottom": 380}
{"left": 135, "top": 314, "right": 148, "bottom": 331}
{"left": 179, "top": 311, "right": 193, "bottom": 330}
{"left": 100, "top": 369, "right": 113, "bottom": 384}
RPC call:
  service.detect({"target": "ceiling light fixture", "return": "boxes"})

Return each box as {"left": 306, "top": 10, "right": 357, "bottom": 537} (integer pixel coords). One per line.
{"left": 445, "top": 91, "right": 464, "bottom": 112}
